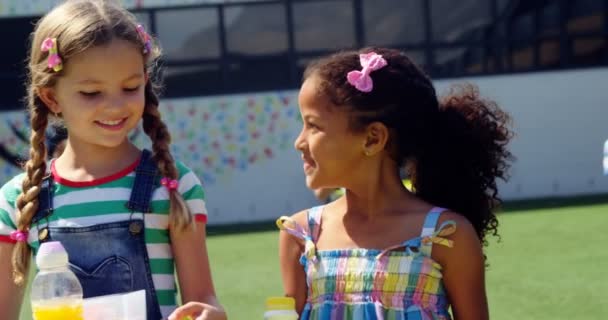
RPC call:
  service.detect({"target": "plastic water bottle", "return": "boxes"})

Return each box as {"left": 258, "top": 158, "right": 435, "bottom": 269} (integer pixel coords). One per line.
{"left": 30, "top": 241, "right": 84, "bottom": 320}
{"left": 264, "top": 297, "right": 298, "bottom": 320}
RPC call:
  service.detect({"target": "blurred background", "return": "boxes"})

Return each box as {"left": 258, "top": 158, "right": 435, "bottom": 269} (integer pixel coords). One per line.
{"left": 0, "top": 0, "right": 606, "bottom": 319}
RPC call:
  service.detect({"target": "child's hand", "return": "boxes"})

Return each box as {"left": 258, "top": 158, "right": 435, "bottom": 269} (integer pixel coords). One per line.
{"left": 168, "top": 301, "right": 227, "bottom": 320}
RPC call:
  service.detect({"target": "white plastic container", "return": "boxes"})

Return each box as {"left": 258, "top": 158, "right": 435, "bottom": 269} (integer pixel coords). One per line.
{"left": 30, "top": 241, "right": 84, "bottom": 320}
{"left": 83, "top": 289, "right": 146, "bottom": 320}
{"left": 264, "top": 297, "right": 298, "bottom": 320}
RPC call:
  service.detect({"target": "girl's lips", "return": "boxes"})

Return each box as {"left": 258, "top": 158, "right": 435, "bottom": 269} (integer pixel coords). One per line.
{"left": 95, "top": 117, "right": 127, "bottom": 131}
{"left": 302, "top": 158, "right": 316, "bottom": 174}
{"left": 303, "top": 162, "right": 313, "bottom": 173}
{"left": 301, "top": 153, "right": 316, "bottom": 174}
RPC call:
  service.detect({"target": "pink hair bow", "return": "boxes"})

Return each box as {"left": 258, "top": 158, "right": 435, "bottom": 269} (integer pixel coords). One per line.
{"left": 136, "top": 24, "right": 152, "bottom": 54}
{"left": 10, "top": 230, "right": 28, "bottom": 243}
{"left": 160, "top": 177, "right": 178, "bottom": 191}
{"left": 40, "top": 38, "right": 63, "bottom": 72}
{"left": 346, "top": 52, "right": 387, "bottom": 92}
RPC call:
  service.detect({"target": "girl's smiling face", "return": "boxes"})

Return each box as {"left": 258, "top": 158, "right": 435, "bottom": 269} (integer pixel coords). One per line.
{"left": 40, "top": 38, "right": 146, "bottom": 150}
{"left": 294, "top": 75, "right": 369, "bottom": 190}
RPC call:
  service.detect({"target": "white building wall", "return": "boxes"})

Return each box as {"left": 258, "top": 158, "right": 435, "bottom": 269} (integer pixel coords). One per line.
{"left": 0, "top": 68, "right": 606, "bottom": 224}
{"left": 434, "top": 68, "right": 608, "bottom": 200}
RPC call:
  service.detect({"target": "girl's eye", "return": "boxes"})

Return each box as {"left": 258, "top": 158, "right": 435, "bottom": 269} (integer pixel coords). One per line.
{"left": 79, "top": 91, "right": 100, "bottom": 97}
{"left": 124, "top": 86, "right": 140, "bottom": 92}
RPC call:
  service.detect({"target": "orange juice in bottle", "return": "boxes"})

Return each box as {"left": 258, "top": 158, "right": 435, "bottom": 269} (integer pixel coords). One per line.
{"left": 30, "top": 242, "right": 84, "bottom": 320}
{"left": 32, "top": 299, "right": 84, "bottom": 320}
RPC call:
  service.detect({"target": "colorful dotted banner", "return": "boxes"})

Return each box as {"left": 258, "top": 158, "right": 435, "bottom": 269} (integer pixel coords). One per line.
{"left": 0, "top": 91, "right": 301, "bottom": 186}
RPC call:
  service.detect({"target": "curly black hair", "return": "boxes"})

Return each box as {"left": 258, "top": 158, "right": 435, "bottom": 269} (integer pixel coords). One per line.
{"left": 304, "top": 47, "right": 514, "bottom": 246}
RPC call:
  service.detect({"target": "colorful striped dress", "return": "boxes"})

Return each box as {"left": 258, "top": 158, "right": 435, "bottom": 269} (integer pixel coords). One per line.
{"left": 278, "top": 206, "right": 456, "bottom": 320}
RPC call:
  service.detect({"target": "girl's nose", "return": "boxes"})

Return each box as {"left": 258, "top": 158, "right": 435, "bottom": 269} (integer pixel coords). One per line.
{"left": 108, "top": 96, "right": 124, "bottom": 109}
{"left": 294, "top": 129, "right": 306, "bottom": 151}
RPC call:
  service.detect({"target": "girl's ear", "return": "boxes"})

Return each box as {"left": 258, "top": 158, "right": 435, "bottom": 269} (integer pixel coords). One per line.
{"left": 37, "top": 87, "right": 61, "bottom": 114}
{"left": 362, "top": 121, "right": 389, "bottom": 156}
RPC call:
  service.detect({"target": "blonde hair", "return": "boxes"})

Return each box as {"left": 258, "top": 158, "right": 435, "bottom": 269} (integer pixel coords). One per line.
{"left": 13, "top": 0, "right": 193, "bottom": 285}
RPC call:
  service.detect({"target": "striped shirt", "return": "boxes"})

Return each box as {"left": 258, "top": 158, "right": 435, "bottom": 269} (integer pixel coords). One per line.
{"left": 0, "top": 158, "right": 208, "bottom": 318}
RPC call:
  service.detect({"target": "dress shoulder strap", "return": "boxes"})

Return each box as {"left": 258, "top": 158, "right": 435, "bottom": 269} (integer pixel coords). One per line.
{"left": 306, "top": 205, "right": 323, "bottom": 242}
{"left": 276, "top": 206, "right": 324, "bottom": 266}
{"left": 276, "top": 206, "right": 323, "bottom": 243}
{"left": 419, "top": 207, "right": 457, "bottom": 256}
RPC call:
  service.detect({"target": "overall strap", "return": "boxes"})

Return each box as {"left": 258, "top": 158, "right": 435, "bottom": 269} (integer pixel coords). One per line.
{"left": 419, "top": 207, "right": 457, "bottom": 256}
{"left": 32, "top": 176, "right": 54, "bottom": 225}
{"left": 125, "top": 149, "right": 158, "bottom": 213}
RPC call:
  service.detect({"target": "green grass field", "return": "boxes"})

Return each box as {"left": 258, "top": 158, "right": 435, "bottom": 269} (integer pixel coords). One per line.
{"left": 19, "top": 196, "right": 608, "bottom": 319}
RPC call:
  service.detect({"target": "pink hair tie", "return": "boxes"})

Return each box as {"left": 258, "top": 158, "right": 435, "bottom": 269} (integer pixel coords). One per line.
{"left": 346, "top": 52, "right": 387, "bottom": 93}
{"left": 160, "top": 177, "right": 178, "bottom": 191}
{"left": 10, "top": 230, "right": 28, "bottom": 243}
{"left": 136, "top": 24, "right": 152, "bottom": 54}
{"left": 40, "top": 38, "right": 63, "bottom": 72}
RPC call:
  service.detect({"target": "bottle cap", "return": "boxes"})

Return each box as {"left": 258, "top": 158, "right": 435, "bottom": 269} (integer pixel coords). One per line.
{"left": 266, "top": 297, "right": 295, "bottom": 311}
{"left": 36, "top": 241, "right": 69, "bottom": 269}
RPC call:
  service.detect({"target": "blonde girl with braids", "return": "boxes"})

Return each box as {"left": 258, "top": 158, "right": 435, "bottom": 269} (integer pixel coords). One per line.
{"left": 0, "top": 1, "right": 225, "bottom": 319}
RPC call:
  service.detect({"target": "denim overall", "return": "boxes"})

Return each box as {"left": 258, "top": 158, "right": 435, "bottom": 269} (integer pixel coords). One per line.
{"left": 32, "top": 149, "right": 164, "bottom": 320}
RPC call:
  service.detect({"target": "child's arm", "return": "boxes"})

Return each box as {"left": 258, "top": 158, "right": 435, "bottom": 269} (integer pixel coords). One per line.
{"left": 170, "top": 221, "right": 226, "bottom": 320}
{"left": 0, "top": 243, "right": 26, "bottom": 320}
{"left": 278, "top": 210, "right": 308, "bottom": 314}
{"left": 433, "top": 212, "right": 489, "bottom": 320}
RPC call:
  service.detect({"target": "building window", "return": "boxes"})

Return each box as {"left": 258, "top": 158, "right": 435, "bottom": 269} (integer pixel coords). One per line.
{"left": 362, "top": 0, "right": 425, "bottom": 47}
{"left": 224, "top": 3, "right": 290, "bottom": 92}
{"left": 293, "top": 0, "right": 356, "bottom": 52}
{"left": 156, "top": 7, "right": 221, "bottom": 97}
{"left": 0, "top": 16, "right": 34, "bottom": 109}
